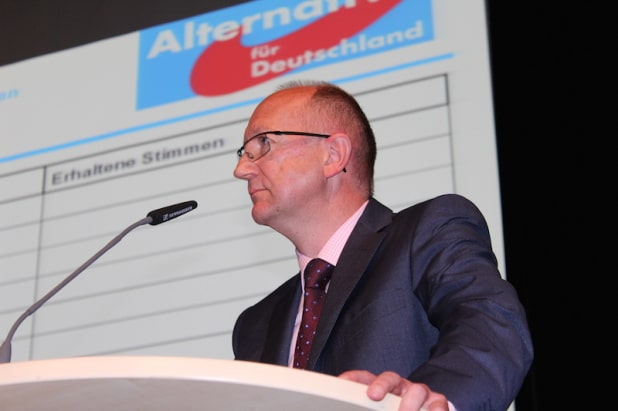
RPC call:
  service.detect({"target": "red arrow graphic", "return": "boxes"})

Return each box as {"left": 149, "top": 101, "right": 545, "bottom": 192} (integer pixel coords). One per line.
{"left": 190, "top": 0, "right": 401, "bottom": 96}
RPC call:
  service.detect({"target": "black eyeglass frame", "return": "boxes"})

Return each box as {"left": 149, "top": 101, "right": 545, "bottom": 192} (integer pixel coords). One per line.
{"left": 236, "top": 131, "right": 330, "bottom": 161}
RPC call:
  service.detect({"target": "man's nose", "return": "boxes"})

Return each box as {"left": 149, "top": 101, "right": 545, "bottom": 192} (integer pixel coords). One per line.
{"left": 233, "top": 156, "right": 253, "bottom": 180}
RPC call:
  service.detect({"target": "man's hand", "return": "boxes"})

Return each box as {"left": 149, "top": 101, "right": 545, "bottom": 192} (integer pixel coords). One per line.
{"left": 338, "top": 370, "right": 450, "bottom": 411}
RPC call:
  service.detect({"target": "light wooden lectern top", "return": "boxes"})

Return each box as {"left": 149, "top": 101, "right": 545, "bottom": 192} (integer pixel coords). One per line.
{"left": 0, "top": 356, "right": 402, "bottom": 411}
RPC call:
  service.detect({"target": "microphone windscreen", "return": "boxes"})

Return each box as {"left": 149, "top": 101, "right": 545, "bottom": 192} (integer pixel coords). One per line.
{"left": 147, "top": 200, "right": 198, "bottom": 225}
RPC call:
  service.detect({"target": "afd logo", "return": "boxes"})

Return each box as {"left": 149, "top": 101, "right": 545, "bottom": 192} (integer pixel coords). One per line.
{"left": 136, "top": 0, "right": 433, "bottom": 110}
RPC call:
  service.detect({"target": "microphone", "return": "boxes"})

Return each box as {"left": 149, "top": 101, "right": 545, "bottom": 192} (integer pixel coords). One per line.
{"left": 0, "top": 200, "right": 198, "bottom": 363}
{"left": 147, "top": 200, "right": 197, "bottom": 225}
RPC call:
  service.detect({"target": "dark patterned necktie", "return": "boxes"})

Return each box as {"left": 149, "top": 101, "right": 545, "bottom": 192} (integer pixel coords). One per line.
{"left": 293, "top": 258, "right": 334, "bottom": 369}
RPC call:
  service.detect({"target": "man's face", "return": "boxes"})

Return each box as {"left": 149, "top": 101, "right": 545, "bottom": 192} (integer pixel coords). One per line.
{"left": 233, "top": 89, "right": 329, "bottom": 232}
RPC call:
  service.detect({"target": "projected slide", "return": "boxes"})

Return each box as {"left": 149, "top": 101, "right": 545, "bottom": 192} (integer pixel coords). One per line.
{"left": 0, "top": 0, "right": 502, "bottom": 362}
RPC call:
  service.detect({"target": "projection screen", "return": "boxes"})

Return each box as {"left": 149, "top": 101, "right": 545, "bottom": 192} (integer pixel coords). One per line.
{"left": 0, "top": 0, "right": 504, "bottom": 363}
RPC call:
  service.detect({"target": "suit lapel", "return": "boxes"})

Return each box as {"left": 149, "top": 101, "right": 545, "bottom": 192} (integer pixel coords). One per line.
{"left": 307, "top": 199, "right": 393, "bottom": 368}
{"left": 260, "top": 276, "right": 302, "bottom": 365}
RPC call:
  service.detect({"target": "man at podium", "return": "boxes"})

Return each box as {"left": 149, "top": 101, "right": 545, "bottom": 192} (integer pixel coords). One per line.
{"left": 232, "top": 80, "right": 533, "bottom": 411}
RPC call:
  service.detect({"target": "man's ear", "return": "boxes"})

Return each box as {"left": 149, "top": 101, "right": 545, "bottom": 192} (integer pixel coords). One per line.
{"left": 324, "top": 133, "right": 351, "bottom": 177}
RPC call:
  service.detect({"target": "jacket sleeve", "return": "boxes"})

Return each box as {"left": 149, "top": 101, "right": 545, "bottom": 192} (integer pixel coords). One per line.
{"left": 407, "top": 194, "right": 533, "bottom": 411}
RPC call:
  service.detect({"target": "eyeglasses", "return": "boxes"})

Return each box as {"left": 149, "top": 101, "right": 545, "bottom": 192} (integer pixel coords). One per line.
{"left": 236, "top": 131, "right": 330, "bottom": 162}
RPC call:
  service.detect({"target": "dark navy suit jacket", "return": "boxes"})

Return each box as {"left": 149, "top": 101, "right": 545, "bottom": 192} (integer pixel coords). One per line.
{"left": 233, "top": 194, "right": 533, "bottom": 411}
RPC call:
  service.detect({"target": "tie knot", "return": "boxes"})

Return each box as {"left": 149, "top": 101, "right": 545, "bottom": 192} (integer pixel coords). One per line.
{"left": 304, "top": 258, "right": 334, "bottom": 290}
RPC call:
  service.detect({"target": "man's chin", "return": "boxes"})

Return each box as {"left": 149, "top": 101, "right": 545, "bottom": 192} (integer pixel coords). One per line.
{"left": 251, "top": 207, "right": 271, "bottom": 226}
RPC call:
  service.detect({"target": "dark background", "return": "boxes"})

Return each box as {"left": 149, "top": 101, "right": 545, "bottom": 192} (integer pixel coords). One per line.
{"left": 0, "top": 1, "right": 586, "bottom": 409}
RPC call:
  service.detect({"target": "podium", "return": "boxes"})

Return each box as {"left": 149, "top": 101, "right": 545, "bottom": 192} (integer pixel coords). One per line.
{"left": 0, "top": 356, "right": 402, "bottom": 410}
